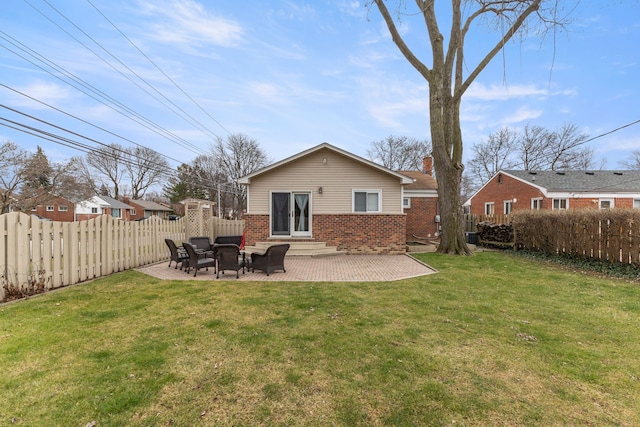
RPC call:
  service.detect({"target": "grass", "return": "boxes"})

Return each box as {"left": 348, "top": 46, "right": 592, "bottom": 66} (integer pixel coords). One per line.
{"left": 0, "top": 251, "right": 639, "bottom": 426}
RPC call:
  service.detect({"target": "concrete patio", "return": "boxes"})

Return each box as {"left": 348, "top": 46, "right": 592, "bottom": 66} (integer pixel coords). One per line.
{"left": 136, "top": 253, "right": 437, "bottom": 282}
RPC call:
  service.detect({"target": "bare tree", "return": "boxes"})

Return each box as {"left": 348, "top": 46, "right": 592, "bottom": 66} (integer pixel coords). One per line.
{"left": 468, "top": 127, "right": 519, "bottom": 184}
{"left": 546, "top": 122, "right": 590, "bottom": 170}
{"left": 84, "top": 143, "right": 128, "bottom": 199}
{"left": 84, "top": 143, "right": 170, "bottom": 200}
{"left": 619, "top": 149, "right": 640, "bottom": 170}
{"left": 368, "top": 0, "right": 570, "bottom": 254}
{"left": 367, "top": 135, "right": 432, "bottom": 171}
{"left": 516, "top": 124, "right": 551, "bottom": 171}
{"left": 467, "top": 122, "right": 594, "bottom": 188}
{"left": 125, "top": 146, "right": 170, "bottom": 199}
{"left": 213, "top": 133, "right": 269, "bottom": 218}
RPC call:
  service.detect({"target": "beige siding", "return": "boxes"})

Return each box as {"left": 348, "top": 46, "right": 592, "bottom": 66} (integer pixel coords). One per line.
{"left": 246, "top": 148, "right": 403, "bottom": 214}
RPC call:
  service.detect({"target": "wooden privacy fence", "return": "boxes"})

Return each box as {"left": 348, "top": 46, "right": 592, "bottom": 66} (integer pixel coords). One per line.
{"left": 512, "top": 209, "right": 640, "bottom": 265}
{"left": 0, "top": 213, "right": 246, "bottom": 301}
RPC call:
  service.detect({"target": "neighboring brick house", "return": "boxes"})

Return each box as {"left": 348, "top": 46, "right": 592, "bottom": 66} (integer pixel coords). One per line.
{"left": 124, "top": 198, "right": 174, "bottom": 220}
{"left": 31, "top": 196, "right": 75, "bottom": 222}
{"left": 75, "top": 195, "right": 135, "bottom": 221}
{"left": 238, "top": 143, "right": 414, "bottom": 254}
{"left": 399, "top": 156, "right": 439, "bottom": 241}
{"left": 468, "top": 170, "right": 640, "bottom": 216}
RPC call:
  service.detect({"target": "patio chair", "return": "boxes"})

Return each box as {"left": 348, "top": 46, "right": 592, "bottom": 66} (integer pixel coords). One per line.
{"left": 215, "top": 244, "right": 245, "bottom": 279}
{"left": 165, "top": 238, "right": 188, "bottom": 269}
{"left": 250, "top": 244, "right": 290, "bottom": 276}
{"left": 189, "top": 236, "right": 214, "bottom": 252}
{"left": 182, "top": 242, "right": 216, "bottom": 277}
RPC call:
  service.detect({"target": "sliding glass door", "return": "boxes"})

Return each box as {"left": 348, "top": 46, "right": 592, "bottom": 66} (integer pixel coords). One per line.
{"left": 271, "top": 192, "right": 311, "bottom": 237}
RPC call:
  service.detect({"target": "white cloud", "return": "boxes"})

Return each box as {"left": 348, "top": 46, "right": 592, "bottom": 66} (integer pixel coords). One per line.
{"left": 501, "top": 106, "right": 544, "bottom": 125}
{"left": 250, "top": 82, "right": 281, "bottom": 99}
{"left": 138, "top": 0, "right": 244, "bottom": 48}
{"left": 466, "top": 82, "right": 548, "bottom": 101}
{"left": 356, "top": 76, "right": 428, "bottom": 129}
{"left": 338, "top": 1, "right": 365, "bottom": 18}
{"left": 10, "top": 81, "right": 72, "bottom": 108}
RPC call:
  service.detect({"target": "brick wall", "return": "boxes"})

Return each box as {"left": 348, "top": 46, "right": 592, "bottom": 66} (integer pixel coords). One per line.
{"left": 243, "top": 213, "right": 406, "bottom": 254}
{"left": 243, "top": 214, "right": 269, "bottom": 245}
{"left": 33, "top": 198, "right": 75, "bottom": 222}
{"left": 404, "top": 198, "right": 439, "bottom": 240}
{"left": 471, "top": 173, "right": 545, "bottom": 215}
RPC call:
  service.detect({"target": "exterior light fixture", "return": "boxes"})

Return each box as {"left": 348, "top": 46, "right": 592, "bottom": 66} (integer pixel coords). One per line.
{"left": 318, "top": 187, "right": 323, "bottom": 194}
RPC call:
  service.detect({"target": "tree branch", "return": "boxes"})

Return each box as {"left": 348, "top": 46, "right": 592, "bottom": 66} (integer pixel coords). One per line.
{"left": 372, "top": 0, "right": 433, "bottom": 81}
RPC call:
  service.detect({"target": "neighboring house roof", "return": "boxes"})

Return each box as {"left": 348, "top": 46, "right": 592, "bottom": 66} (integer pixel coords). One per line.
{"left": 502, "top": 170, "right": 640, "bottom": 193}
{"left": 95, "top": 195, "right": 134, "bottom": 210}
{"left": 469, "top": 170, "right": 640, "bottom": 204}
{"left": 130, "top": 199, "right": 173, "bottom": 211}
{"left": 238, "top": 142, "right": 414, "bottom": 185}
{"left": 398, "top": 171, "right": 438, "bottom": 191}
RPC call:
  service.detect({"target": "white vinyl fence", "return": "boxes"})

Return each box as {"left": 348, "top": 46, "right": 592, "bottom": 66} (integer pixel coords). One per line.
{"left": 0, "top": 212, "right": 245, "bottom": 301}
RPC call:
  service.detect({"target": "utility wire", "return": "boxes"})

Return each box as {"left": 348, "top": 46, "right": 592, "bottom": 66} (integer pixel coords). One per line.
{"left": 0, "top": 116, "right": 238, "bottom": 196}
{"left": 1, "top": 83, "right": 185, "bottom": 167}
{"left": 0, "top": 107, "right": 241, "bottom": 196}
{"left": 10, "top": 4, "right": 209, "bottom": 155}
{"left": 581, "top": 119, "right": 640, "bottom": 145}
{"left": 0, "top": 34, "right": 206, "bottom": 156}
{"left": 86, "top": 0, "right": 233, "bottom": 137}
{"left": 33, "top": 0, "right": 226, "bottom": 143}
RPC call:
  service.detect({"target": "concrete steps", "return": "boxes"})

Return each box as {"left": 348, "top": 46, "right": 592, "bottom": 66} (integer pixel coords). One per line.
{"left": 244, "top": 241, "right": 345, "bottom": 257}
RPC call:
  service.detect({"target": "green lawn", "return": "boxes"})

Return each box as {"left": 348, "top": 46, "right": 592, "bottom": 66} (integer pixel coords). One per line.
{"left": 1, "top": 252, "right": 639, "bottom": 426}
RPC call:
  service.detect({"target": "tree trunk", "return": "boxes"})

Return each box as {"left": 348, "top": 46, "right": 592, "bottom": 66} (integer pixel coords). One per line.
{"left": 429, "top": 82, "right": 472, "bottom": 255}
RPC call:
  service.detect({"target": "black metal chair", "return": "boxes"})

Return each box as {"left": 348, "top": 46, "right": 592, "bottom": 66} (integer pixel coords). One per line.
{"left": 215, "top": 244, "right": 245, "bottom": 279}
{"left": 182, "top": 242, "right": 216, "bottom": 277}
{"left": 165, "top": 238, "right": 188, "bottom": 269}
{"left": 251, "top": 244, "right": 290, "bottom": 276}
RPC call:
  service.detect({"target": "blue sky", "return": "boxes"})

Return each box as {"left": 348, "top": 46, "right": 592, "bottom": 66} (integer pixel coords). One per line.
{"left": 1, "top": 0, "right": 639, "bottom": 176}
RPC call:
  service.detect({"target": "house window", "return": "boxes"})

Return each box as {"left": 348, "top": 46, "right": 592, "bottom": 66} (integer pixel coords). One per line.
{"left": 46, "top": 206, "right": 54, "bottom": 212}
{"left": 111, "top": 208, "right": 122, "bottom": 219}
{"left": 599, "top": 199, "right": 614, "bottom": 209}
{"left": 634, "top": 199, "right": 640, "bottom": 209}
{"left": 58, "top": 205, "right": 68, "bottom": 212}
{"left": 504, "top": 200, "right": 513, "bottom": 215}
{"left": 131, "top": 209, "right": 136, "bottom": 215}
{"left": 91, "top": 207, "right": 98, "bottom": 214}
{"left": 552, "top": 199, "right": 568, "bottom": 210}
{"left": 31, "top": 207, "right": 37, "bottom": 211}
{"left": 403, "top": 197, "right": 411, "bottom": 209}
{"left": 353, "top": 190, "right": 381, "bottom": 213}
{"left": 484, "top": 202, "right": 495, "bottom": 215}
{"left": 531, "top": 198, "right": 542, "bottom": 210}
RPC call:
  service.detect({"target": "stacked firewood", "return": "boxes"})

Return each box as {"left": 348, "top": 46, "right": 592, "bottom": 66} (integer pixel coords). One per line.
{"left": 476, "top": 221, "right": 514, "bottom": 246}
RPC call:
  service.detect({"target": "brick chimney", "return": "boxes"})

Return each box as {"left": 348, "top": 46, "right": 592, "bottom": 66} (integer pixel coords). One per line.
{"left": 423, "top": 156, "right": 433, "bottom": 176}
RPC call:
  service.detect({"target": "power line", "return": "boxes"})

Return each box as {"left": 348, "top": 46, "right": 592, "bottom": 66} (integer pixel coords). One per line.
{"left": 0, "top": 109, "right": 238, "bottom": 197}
{"left": 32, "top": 0, "right": 227, "bottom": 143}
{"left": 1, "top": 83, "right": 186, "bottom": 167}
{"left": 0, "top": 116, "right": 234, "bottom": 197}
{"left": 86, "top": 0, "right": 233, "bottom": 137}
{"left": 14, "top": 3, "right": 211, "bottom": 155}
{"left": 582, "top": 119, "right": 640, "bottom": 145}
{"left": 0, "top": 33, "right": 206, "bottom": 157}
